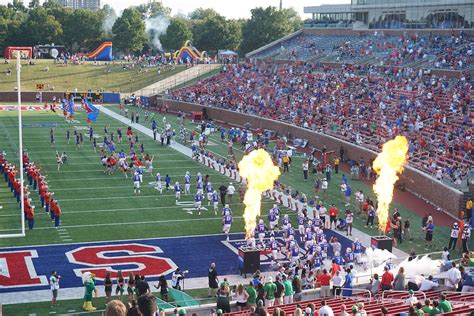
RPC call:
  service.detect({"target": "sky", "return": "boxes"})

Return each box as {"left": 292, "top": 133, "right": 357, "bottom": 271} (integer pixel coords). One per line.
{"left": 0, "top": 0, "right": 350, "bottom": 19}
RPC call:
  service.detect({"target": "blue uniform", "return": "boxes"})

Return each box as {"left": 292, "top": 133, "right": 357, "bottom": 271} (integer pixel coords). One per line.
{"left": 222, "top": 207, "right": 232, "bottom": 216}
{"left": 212, "top": 192, "right": 219, "bottom": 203}
{"left": 268, "top": 212, "right": 277, "bottom": 222}
{"left": 165, "top": 176, "right": 171, "bottom": 187}
{"left": 223, "top": 215, "right": 232, "bottom": 225}
{"left": 184, "top": 175, "right": 190, "bottom": 184}
{"left": 334, "top": 255, "right": 345, "bottom": 265}
{"left": 175, "top": 184, "right": 181, "bottom": 192}
{"left": 194, "top": 193, "right": 202, "bottom": 202}
{"left": 353, "top": 241, "right": 362, "bottom": 254}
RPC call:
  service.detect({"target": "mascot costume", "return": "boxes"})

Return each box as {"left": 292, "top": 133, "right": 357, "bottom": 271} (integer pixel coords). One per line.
{"left": 82, "top": 272, "right": 98, "bottom": 311}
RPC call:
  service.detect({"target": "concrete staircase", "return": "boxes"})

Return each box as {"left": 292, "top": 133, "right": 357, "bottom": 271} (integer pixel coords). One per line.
{"left": 134, "top": 64, "right": 221, "bottom": 96}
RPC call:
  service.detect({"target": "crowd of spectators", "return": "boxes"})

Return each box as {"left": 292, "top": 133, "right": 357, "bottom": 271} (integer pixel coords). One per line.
{"left": 171, "top": 60, "right": 473, "bottom": 186}
{"left": 252, "top": 31, "right": 474, "bottom": 71}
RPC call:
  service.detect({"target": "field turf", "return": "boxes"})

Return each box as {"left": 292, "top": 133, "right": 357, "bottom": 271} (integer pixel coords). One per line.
{"left": 0, "top": 107, "right": 293, "bottom": 248}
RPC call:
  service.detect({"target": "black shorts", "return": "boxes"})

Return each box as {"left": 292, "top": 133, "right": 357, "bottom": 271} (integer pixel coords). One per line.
{"left": 330, "top": 216, "right": 337, "bottom": 223}
{"left": 426, "top": 232, "right": 433, "bottom": 241}
{"left": 236, "top": 301, "right": 247, "bottom": 308}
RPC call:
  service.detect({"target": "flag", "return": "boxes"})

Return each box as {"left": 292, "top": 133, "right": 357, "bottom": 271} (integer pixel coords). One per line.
{"left": 68, "top": 99, "right": 75, "bottom": 116}
{"left": 84, "top": 99, "right": 99, "bottom": 123}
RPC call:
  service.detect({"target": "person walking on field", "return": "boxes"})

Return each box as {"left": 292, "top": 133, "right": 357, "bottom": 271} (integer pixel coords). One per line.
{"left": 208, "top": 263, "right": 219, "bottom": 297}
{"left": 282, "top": 155, "right": 290, "bottom": 172}
{"left": 302, "top": 160, "right": 309, "bottom": 181}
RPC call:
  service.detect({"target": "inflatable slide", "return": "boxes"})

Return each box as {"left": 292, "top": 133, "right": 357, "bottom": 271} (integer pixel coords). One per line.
{"left": 86, "top": 41, "right": 113, "bottom": 61}
{"left": 174, "top": 40, "right": 208, "bottom": 63}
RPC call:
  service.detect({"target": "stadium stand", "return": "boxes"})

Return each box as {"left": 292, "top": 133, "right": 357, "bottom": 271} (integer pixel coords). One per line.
{"left": 248, "top": 31, "right": 474, "bottom": 71}
{"left": 171, "top": 61, "right": 473, "bottom": 187}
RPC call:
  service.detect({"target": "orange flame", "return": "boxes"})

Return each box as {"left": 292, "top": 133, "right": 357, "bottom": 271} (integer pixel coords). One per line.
{"left": 372, "top": 136, "right": 409, "bottom": 232}
{"left": 238, "top": 149, "right": 280, "bottom": 239}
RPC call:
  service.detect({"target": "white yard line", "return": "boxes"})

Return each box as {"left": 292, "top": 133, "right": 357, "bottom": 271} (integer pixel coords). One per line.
{"left": 0, "top": 216, "right": 245, "bottom": 232}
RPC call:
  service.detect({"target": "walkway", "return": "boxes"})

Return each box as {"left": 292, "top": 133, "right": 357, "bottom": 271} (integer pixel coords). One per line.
{"left": 134, "top": 64, "right": 221, "bottom": 96}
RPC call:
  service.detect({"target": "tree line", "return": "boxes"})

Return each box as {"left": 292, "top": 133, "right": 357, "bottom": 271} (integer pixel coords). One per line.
{"left": 0, "top": 0, "right": 302, "bottom": 56}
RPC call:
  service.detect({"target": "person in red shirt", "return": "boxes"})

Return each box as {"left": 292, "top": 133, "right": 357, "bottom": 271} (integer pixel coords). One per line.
{"left": 318, "top": 269, "right": 332, "bottom": 297}
{"left": 25, "top": 201, "right": 35, "bottom": 230}
{"left": 381, "top": 266, "right": 394, "bottom": 291}
{"left": 51, "top": 199, "right": 61, "bottom": 228}
{"left": 44, "top": 191, "right": 54, "bottom": 217}
{"left": 329, "top": 204, "right": 338, "bottom": 230}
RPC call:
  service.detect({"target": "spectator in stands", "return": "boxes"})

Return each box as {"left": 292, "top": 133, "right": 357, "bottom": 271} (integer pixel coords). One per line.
{"left": 105, "top": 300, "right": 126, "bottom": 316}
{"left": 246, "top": 281, "right": 257, "bottom": 309}
{"left": 340, "top": 304, "right": 349, "bottom": 316}
{"left": 293, "top": 275, "right": 303, "bottom": 302}
{"left": 357, "top": 302, "right": 367, "bottom": 316}
{"left": 232, "top": 284, "right": 249, "bottom": 311}
{"left": 216, "top": 283, "right": 230, "bottom": 313}
{"left": 274, "top": 275, "right": 284, "bottom": 306}
{"left": 319, "top": 269, "right": 332, "bottom": 298}
{"left": 381, "top": 266, "right": 394, "bottom": 291}
{"left": 283, "top": 274, "right": 294, "bottom": 304}
{"left": 419, "top": 275, "right": 439, "bottom": 292}
{"left": 342, "top": 268, "right": 353, "bottom": 297}
{"left": 318, "top": 300, "right": 334, "bottom": 316}
{"left": 332, "top": 270, "right": 343, "bottom": 297}
{"left": 263, "top": 276, "right": 276, "bottom": 307}
{"left": 407, "top": 274, "right": 423, "bottom": 291}
{"left": 404, "top": 290, "right": 418, "bottom": 306}
{"left": 393, "top": 267, "right": 406, "bottom": 290}
{"left": 421, "top": 300, "right": 432, "bottom": 314}
{"left": 127, "top": 299, "right": 139, "bottom": 316}
{"left": 294, "top": 307, "right": 303, "bottom": 316}
{"left": 437, "top": 294, "right": 452, "bottom": 313}
{"left": 137, "top": 293, "right": 157, "bottom": 316}
{"left": 446, "top": 262, "right": 462, "bottom": 291}
{"left": 369, "top": 274, "right": 380, "bottom": 296}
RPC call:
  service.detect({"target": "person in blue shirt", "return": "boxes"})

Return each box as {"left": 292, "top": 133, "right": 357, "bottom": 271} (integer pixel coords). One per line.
{"left": 220, "top": 128, "right": 226, "bottom": 142}
{"left": 256, "top": 219, "right": 267, "bottom": 246}
{"left": 184, "top": 172, "right": 191, "bottom": 195}
{"left": 342, "top": 268, "right": 353, "bottom": 297}
{"left": 222, "top": 213, "right": 232, "bottom": 241}
{"left": 425, "top": 220, "right": 435, "bottom": 248}
{"left": 133, "top": 172, "right": 141, "bottom": 194}
{"left": 165, "top": 175, "right": 171, "bottom": 191}
{"left": 194, "top": 192, "right": 203, "bottom": 215}
{"left": 174, "top": 182, "right": 181, "bottom": 203}
{"left": 341, "top": 174, "right": 348, "bottom": 184}
{"left": 212, "top": 190, "right": 219, "bottom": 215}
{"left": 352, "top": 238, "right": 363, "bottom": 264}
{"left": 345, "top": 185, "right": 352, "bottom": 205}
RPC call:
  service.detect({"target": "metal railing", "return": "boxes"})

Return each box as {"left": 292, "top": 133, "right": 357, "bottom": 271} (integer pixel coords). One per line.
{"left": 136, "top": 64, "right": 221, "bottom": 96}
{"left": 335, "top": 288, "right": 372, "bottom": 301}
{"left": 381, "top": 290, "right": 426, "bottom": 304}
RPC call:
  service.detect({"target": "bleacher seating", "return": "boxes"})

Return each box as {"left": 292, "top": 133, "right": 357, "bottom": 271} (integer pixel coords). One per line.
{"left": 223, "top": 290, "right": 474, "bottom": 316}
{"left": 172, "top": 61, "right": 473, "bottom": 186}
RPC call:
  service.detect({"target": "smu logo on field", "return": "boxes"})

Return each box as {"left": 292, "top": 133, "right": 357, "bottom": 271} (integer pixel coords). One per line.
{"left": 66, "top": 243, "right": 177, "bottom": 280}
{"left": 0, "top": 243, "right": 177, "bottom": 288}
{"left": 0, "top": 250, "right": 49, "bottom": 288}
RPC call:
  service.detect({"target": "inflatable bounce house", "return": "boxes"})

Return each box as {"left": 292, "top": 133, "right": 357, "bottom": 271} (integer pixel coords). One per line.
{"left": 86, "top": 41, "right": 113, "bottom": 61}
{"left": 173, "top": 40, "right": 208, "bottom": 64}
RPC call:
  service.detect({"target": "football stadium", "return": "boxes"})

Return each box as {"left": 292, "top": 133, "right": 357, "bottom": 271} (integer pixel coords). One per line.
{"left": 0, "top": 0, "right": 473, "bottom": 315}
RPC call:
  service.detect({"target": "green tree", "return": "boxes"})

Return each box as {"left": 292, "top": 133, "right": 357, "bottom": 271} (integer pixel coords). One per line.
{"left": 159, "top": 17, "right": 192, "bottom": 51}
{"left": 28, "top": 0, "right": 40, "bottom": 9}
{"left": 192, "top": 14, "right": 240, "bottom": 52}
{"left": 7, "top": 0, "right": 26, "bottom": 13}
{"left": 137, "top": 0, "right": 171, "bottom": 19}
{"left": 188, "top": 8, "right": 218, "bottom": 20}
{"left": 19, "top": 7, "right": 63, "bottom": 45}
{"left": 62, "top": 9, "right": 104, "bottom": 50}
{"left": 112, "top": 8, "right": 147, "bottom": 54}
{"left": 240, "top": 6, "right": 301, "bottom": 54}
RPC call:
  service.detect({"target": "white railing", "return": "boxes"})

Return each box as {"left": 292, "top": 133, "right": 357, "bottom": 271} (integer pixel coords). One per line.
{"left": 382, "top": 290, "right": 426, "bottom": 304}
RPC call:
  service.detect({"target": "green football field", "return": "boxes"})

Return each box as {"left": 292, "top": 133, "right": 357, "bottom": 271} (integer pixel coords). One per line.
{"left": 0, "top": 104, "right": 467, "bottom": 256}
